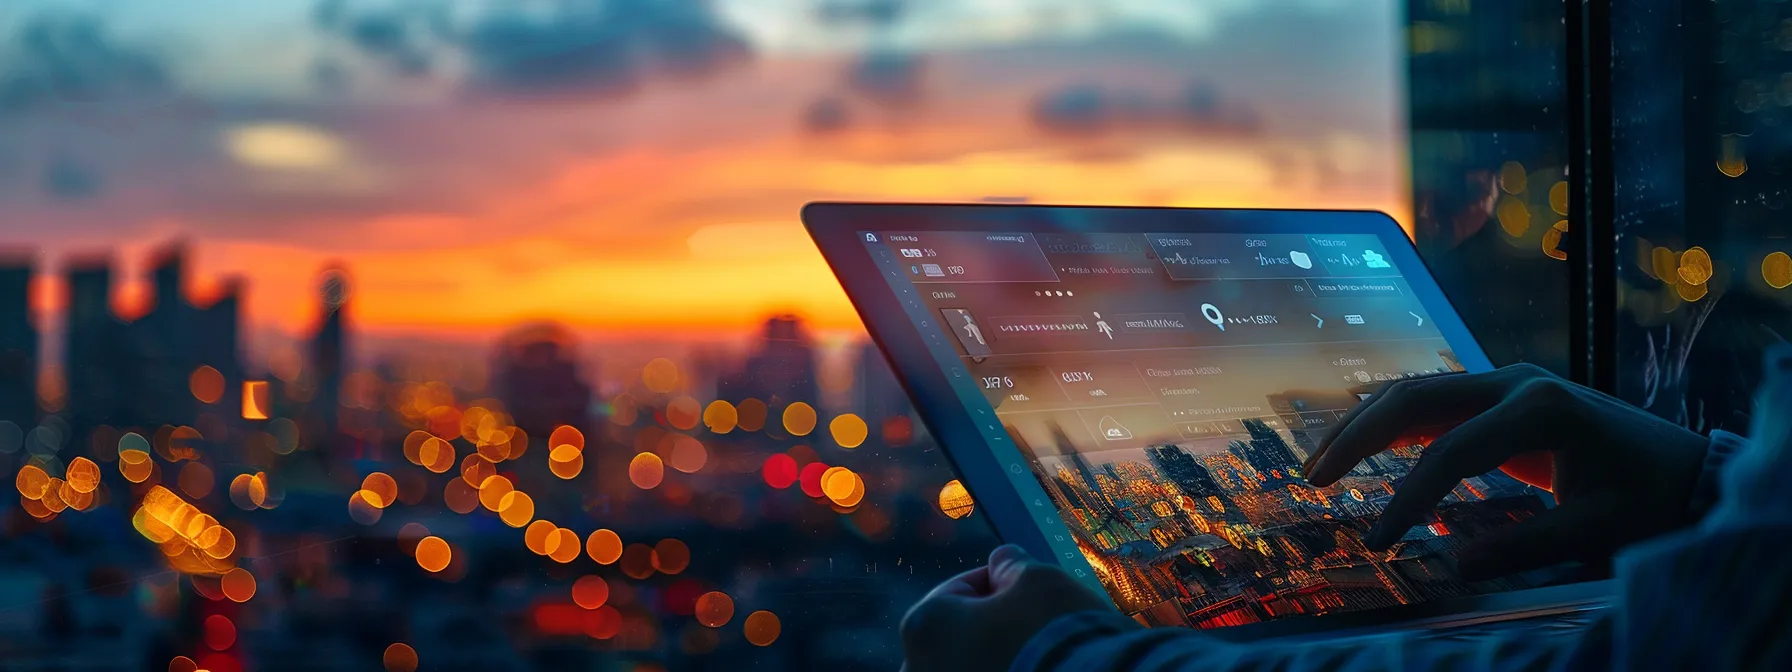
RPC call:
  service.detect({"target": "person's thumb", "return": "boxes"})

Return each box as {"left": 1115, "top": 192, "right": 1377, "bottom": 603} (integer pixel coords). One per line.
{"left": 987, "top": 544, "right": 1033, "bottom": 590}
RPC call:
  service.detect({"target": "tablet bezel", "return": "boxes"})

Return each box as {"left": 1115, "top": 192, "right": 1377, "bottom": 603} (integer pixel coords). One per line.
{"left": 803, "top": 201, "right": 1607, "bottom": 636}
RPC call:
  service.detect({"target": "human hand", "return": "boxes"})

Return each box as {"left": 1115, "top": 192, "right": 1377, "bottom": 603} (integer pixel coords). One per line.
{"left": 1302, "top": 363, "right": 1710, "bottom": 580}
{"left": 900, "top": 544, "right": 1116, "bottom": 672}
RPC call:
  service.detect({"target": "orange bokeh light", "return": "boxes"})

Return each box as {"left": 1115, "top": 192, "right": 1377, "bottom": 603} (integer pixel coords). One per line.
{"left": 415, "top": 536, "right": 451, "bottom": 572}
{"left": 586, "top": 529, "right": 623, "bottom": 565}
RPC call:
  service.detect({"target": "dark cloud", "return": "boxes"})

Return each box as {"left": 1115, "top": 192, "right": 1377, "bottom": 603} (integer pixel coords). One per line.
{"left": 0, "top": 15, "right": 173, "bottom": 115}
{"left": 1030, "top": 80, "right": 1260, "bottom": 136}
{"left": 459, "top": 0, "right": 750, "bottom": 97}
{"left": 42, "top": 157, "right": 103, "bottom": 201}
{"left": 846, "top": 50, "right": 926, "bottom": 105}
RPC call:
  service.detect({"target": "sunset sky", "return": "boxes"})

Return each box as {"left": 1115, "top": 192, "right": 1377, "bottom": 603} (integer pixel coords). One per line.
{"left": 0, "top": 0, "right": 1407, "bottom": 357}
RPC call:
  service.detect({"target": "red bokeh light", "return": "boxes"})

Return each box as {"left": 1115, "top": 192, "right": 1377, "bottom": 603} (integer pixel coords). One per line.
{"left": 761, "top": 454, "right": 798, "bottom": 489}
{"left": 799, "top": 462, "right": 829, "bottom": 499}
{"left": 660, "top": 578, "right": 706, "bottom": 617}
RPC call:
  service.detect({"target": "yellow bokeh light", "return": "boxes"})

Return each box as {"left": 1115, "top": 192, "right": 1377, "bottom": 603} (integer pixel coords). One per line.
{"left": 348, "top": 490, "right": 385, "bottom": 525}
{"left": 361, "top": 472, "right": 398, "bottom": 509}
{"left": 1652, "top": 247, "right": 1680, "bottom": 284}
{"left": 821, "top": 467, "right": 855, "bottom": 502}
{"left": 1541, "top": 220, "right": 1569, "bottom": 261}
{"left": 242, "top": 381, "right": 271, "bottom": 420}
{"left": 525, "top": 519, "right": 558, "bottom": 556}
{"left": 120, "top": 449, "right": 153, "bottom": 483}
{"left": 1763, "top": 252, "right": 1792, "bottom": 289}
{"left": 1677, "top": 279, "right": 1710, "bottom": 301}
{"left": 587, "top": 529, "right": 624, "bottom": 565}
{"left": 782, "top": 402, "right": 817, "bottom": 436}
{"left": 1496, "top": 197, "right": 1530, "bottom": 237}
{"left": 939, "top": 480, "right": 975, "bottom": 519}
{"left": 415, "top": 536, "right": 452, "bottom": 572}
{"left": 702, "top": 400, "right": 738, "bottom": 433}
{"left": 421, "top": 437, "right": 455, "bottom": 474}
{"left": 461, "top": 454, "right": 497, "bottom": 488}
{"left": 549, "top": 445, "right": 584, "bottom": 479}
{"left": 1498, "top": 161, "right": 1527, "bottom": 194}
{"left": 1678, "top": 246, "right": 1713, "bottom": 286}
{"left": 643, "top": 358, "right": 681, "bottom": 393}
{"left": 498, "top": 491, "right": 535, "bottom": 528}
{"left": 629, "top": 453, "right": 665, "bottom": 489}
{"left": 549, "top": 425, "right": 586, "bottom": 451}
{"left": 1549, "top": 181, "right": 1569, "bottom": 216}
{"left": 16, "top": 464, "right": 49, "bottom": 500}
{"left": 828, "top": 414, "right": 869, "bottom": 449}
{"left": 477, "top": 475, "right": 514, "bottom": 512}
{"left": 65, "top": 457, "right": 99, "bottom": 493}
{"left": 549, "top": 528, "right": 582, "bottom": 564}
{"left": 743, "top": 610, "right": 782, "bottom": 647}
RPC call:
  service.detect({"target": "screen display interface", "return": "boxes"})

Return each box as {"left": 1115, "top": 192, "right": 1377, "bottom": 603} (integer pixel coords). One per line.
{"left": 859, "top": 227, "right": 1552, "bottom": 628}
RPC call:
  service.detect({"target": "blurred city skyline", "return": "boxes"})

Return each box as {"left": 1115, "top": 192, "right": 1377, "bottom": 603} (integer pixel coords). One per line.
{"left": 2, "top": 0, "right": 1406, "bottom": 355}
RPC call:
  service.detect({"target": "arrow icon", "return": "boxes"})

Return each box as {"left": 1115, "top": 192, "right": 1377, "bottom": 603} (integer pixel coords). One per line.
{"left": 1410, "top": 311, "right": 1424, "bottom": 327}
{"left": 1312, "top": 314, "right": 1324, "bottom": 329}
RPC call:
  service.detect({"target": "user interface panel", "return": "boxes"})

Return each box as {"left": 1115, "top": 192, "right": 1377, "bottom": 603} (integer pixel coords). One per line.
{"left": 858, "top": 223, "right": 1552, "bottom": 628}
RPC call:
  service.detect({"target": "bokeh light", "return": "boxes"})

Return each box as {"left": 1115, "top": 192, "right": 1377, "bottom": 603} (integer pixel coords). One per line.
{"left": 477, "top": 474, "right": 513, "bottom": 512}
{"left": 549, "top": 425, "right": 585, "bottom": 451}
{"left": 736, "top": 399, "right": 768, "bottom": 432}
{"left": 415, "top": 536, "right": 452, "bottom": 572}
{"left": 743, "top": 610, "right": 781, "bottom": 647}
{"left": 498, "top": 491, "right": 535, "bottom": 528}
{"left": 170, "top": 655, "right": 198, "bottom": 672}
{"left": 652, "top": 538, "right": 690, "bottom": 575}
{"left": 443, "top": 478, "right": 479, "bottom": 514}
{"left": 383, "top": 643, "right": 419, "bottom": 672}
{"left": 667, "top": 435, "right": 707, "bottom": 474}
{"left": 189, "top": 365, "right": 225, "bottom": 404}
{"left": 204, "top": 614, "right": 236, "bottom": 650}
{"left": 642, "top": 358, "right": 680, "bottom": 393}
{"left": 571, "top": 575, "right": 610, "bottom": 610}
{"left": 178, "top": 462, "right": 215, "bottom": 499}
{"left": 939, "top": 480, "right": 976, "bottom": 519}
{"left": 549, "top": 528, "right": 582, "bottom": 564}
{"left": 798, "top": 462, "right": 829, "bottom": 499}
{"left": 586, "top": 529, "right": 623, "bottom": 565}
{"left": 348, "top": 490, "right": 385, "bottom": 525}
{"left": 781, "top": 402, "right": 817, "bottom": 436}
{"left": 702, "top": 400, "right": 738, "bottom": 433}
{"left": 1765, "top": 252, "right": 1792, "bottom": 289}
{"left": 694, "top": 592, "right": 735, "bottom": 627}
{"left": 1678, "top": 246, "right": 1714, "bottom": 285}
{"left": 620, "top": 543, "right": 655, "bottom": 579}
{"left": 361, "top": 472, "right": 398, "bottom": 509}
{"left": 761, "top": 454, "right": 798, "bottom": 489}
{"left": 548, "top": 445, "right": 584, "bottom": 479}
{"left": 629, "top": 453, "right": 664, "bottom": 489}
{"left": 398, "top": 522, "right": 430, "bottom": 556}
{"left": 666, "top": 396, "right": 701, "bottom": 430}
{"left": 828, "top": 413, "right": 869, "bottom": 448}
{"left": 221, "top": 567, "right": 256, "bottom": 603}
{"left": 525, "top": 520, "right": 558, "bottom": 556}
{"left": 65, "top": 456, "right": 99, "bottom": 493}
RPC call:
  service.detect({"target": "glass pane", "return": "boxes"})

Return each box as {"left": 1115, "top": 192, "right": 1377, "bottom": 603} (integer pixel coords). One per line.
{"left": 1406, "top": 0, "right": 1573, "bottom": 373}
{"left": 1612, "top": 0, "right": 1791, "bottom": 432}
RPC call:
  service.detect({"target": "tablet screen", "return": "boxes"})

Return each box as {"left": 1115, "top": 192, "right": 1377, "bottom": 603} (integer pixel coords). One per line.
{"left": 855, "top": 226, "right": 1554, "bottom": 628}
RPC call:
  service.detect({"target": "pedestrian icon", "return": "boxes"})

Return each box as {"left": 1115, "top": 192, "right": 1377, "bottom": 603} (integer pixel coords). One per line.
{"left": 1093, "top": 312, "right": 1115, "bottom": 339}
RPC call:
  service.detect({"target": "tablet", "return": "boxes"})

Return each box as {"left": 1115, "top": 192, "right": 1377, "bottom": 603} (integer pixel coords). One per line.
{"left": 805, "top": 203, "right": 1564, "bottom": 630}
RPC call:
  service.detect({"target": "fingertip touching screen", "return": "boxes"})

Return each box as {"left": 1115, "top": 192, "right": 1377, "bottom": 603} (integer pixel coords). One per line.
{"left": 830, "top": 207, "right": 1557, "bottom": 629}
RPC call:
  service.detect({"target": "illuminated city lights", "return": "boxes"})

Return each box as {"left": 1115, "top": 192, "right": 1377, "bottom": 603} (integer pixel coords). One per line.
{"left": 587, "top": 529, "right": 624, "bottom": 565}
{"left": 938, "top": 480, "right": 975, "bottom": 519}
{"left": 652, "top": 539, "right": 690, "bottom": 575}
{"left": 629, "top": 452, "right": 665, "bottom": 489}
{"left": 695, "top": 592, "right": 735, "bottom": 627}
{"left": 382, "top": 643, "right": 419, "bottom": 672}
{"left": 829, "top": 413, "right": 869, "bottom": 448}
{"left": 415, "top": 536, "right": 452, "bottom": 572}
{"left": 221, "top": 567, "right": 257, "bottom": 603}
{"left": 742, "top": 611, "right": 781, "bottom": 646}
{"left": 572, "top": 575, "right": 610, "bottom": 610}
{"left": 781, "top": 402, "right": 817, "bottom": 436}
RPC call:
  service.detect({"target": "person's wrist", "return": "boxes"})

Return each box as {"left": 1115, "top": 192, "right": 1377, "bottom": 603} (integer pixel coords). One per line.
{"left": 1006, "top": 609, "right": 1139, "bottom": 672}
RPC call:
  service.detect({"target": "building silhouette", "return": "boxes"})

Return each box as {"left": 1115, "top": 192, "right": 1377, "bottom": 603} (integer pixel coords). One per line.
{"left": 307, "top": 267, "right": 349, "bottom": 441}
{"left": 1145, "top": 444, "right": 1223, "bottom": 500}
{"left": 0, "top": 254, "right": 35, "bottom": 427}
{"left": 718, "top": 314, "right": 818, "bottom": 408}
{"left": 1233, "top": 418, "right": 1302, "bottom": 484}
{"left": 492, "top": 322, "right": 594, "bottom": 439}
{"left": 851, "top": 341, "right": 910, "bottom": 423}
